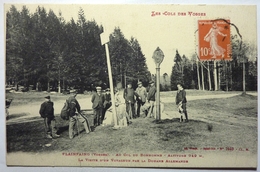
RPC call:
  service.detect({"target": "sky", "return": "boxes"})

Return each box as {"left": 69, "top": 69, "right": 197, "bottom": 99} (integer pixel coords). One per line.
{"left": 4, "top": 4, "right": 257, "bottom": 75}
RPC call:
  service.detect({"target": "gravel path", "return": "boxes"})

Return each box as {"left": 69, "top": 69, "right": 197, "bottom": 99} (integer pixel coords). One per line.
{"left": 6, "top": 92, "right": 257, "bottom": 125}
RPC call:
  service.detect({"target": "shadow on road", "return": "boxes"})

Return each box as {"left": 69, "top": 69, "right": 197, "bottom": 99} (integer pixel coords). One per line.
{"left": 57, "top": 125, "right": 69, "bottom": 135}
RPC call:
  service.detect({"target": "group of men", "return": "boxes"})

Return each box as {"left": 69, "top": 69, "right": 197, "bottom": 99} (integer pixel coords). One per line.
{"left": 39, "top": 82, "right": 188, "bottom": 139}
{"left": 123, "top": 80, "right": 156, "bottom": 119}
{"left": 90, "top": 80, "right": 157, "bottom": 127}
{"left": 39, "top": 92, "right": 90, "bottom": 139}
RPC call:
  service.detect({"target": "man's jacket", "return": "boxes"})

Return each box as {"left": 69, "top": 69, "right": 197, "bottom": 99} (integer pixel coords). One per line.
{"left": 91, "top": 92, "right": 105, "bottom": 109}
{"left": 39, "top": 101, "right": 54, "bottom": 118}
{"left": 147, "top": 85, "right": 156, "bottom": 101}
{"left": 67, "top": 96, "right": 81, "bottom": 117}
{"left": 175, "top": 89, "right": 187, "bottom": 105}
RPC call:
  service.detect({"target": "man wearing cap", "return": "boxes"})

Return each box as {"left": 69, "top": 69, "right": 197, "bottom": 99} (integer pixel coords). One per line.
{"left": 91, "top": 87, "right": 105, "bottom": 126}
{"left": 123, "top": 83, "right": 139, "bottom": 119}
{"left": 176, "top": 83, "right": 188, "bottom": 122}
{"left": 39, "top": 96, "right": 60, "bottom": 139}
{"left": 103, "top": 88, "right": 111, "bottom": 121}
{"left": 147, "top": 80, "right": 156, "bottom": 118}
{"left": 68, "top": 91, "right": 90, "bottom": 139}
{"left": 135, "top": 81, "right": 147, "bottom": 118}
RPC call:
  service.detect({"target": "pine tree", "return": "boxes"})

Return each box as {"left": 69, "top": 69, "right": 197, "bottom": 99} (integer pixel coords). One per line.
{"left": 5, "top": 5, "right": 152, "bottom": 92}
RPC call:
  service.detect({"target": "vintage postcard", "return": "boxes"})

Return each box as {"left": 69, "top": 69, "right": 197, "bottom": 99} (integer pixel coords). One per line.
{"left": 5, "top": 3, "right": 257, "bottom": 169}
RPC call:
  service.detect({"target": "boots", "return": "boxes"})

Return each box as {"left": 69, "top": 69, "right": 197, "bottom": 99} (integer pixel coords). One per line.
{"left": 83, "top": 121, "right": 90, "bottom": 134}
{"left": 184, "top": 112, "right": 189, "bottom": 122}
{"left": 46, "top": 134, "right": 52, "bottom": 139}
{"left": 180, "top": 115, "right": 183, "bottom": 122}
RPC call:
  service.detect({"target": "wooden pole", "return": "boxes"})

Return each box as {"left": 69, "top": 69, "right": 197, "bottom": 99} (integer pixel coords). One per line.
{"left": 152, "top": 47, "right": 164, "bottom": 121}
{"left": 105, "top": 43, "right": 118, "bottom": 126}
{"left": 156, "top": 64, "right": 160, "bottom": 121}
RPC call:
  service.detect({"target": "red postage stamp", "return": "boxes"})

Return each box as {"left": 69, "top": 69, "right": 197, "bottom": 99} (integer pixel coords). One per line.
{"left": 198, "top": 19, "right": 232, "bottom": 61}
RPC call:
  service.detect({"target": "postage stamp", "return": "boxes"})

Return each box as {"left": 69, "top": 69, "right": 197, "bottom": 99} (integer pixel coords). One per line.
{"left": 198, "top": 19, "right": 232, "bottom": 61}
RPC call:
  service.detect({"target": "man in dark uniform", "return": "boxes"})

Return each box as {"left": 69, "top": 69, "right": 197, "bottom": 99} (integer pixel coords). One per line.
{"left": 135, "top": 81, "right": 147, "bottom": 118}
{"left": 124, "top": 83, "right": 139, "bottom": 119}
{"left": 102, "top": 88, "right": 111, "bottom": 121}
{"left": 68, "top": 92, "right": 90, "bottom": 139}
{"left": 147, "top": 80, "right": 156, "bottom": 118}
{"left": 39, "top": 96, "right": 60, "bottom": 139}
{"left": 175, "top": 83, "right": 188, "bottom": 122}
{"left": 91, "top": 87, "right": 105, "bottom": 126}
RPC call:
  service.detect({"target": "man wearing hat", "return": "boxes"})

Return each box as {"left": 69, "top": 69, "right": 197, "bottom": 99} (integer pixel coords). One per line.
{"left": 103, "top": 88, "right": 111, "bottom": 121}
{"left": 123, "top": 82, "right": 139, "bottom": 119}
{"left": 39, "top": 96, "right": 60, "bottom": 139}
{"left": 91, "top": 86, "right": 105, "bottom": 126}
{"left": 147, "top": 80, "right": 156, "bottom": 118}
{"left": 135, "top": 81, "right": 147, "bottom": 118}
{"left": 68, "top": 91, "right": 91, "bottom": 139}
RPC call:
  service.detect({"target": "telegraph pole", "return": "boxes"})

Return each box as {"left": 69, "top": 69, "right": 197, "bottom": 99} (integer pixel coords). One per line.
{"left": 100, "top": 31, "right": 118, "bottom": 127}
{"left": 152, "top": 47, "right": 164, "bottom": 121}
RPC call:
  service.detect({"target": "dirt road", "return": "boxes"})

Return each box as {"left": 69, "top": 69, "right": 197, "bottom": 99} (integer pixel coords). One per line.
{"left": 6, "top": 92, "right": 257, "bottom": 125}
{"left": 6, "top": 96, "right": 92, "bottom": 125}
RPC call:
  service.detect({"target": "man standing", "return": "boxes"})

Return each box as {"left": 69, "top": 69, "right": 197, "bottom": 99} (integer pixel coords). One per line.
{"left": 91, "top": 87, "right": 105, "bottom": 126}
{"left": 39, "top": 96, "right": 60, "bottom": 139}
{"left": 124, "top": 83, "right": 139, "bottom": 119}
{"left": 147, "top": 80, "right": 156, "bottom": 118}
{"left": 68, "top": 92, "right": 90, "bottom": 139}
{"left": 103, "top": 88, "right": 111, "bottom": 121}
{"left": 175, "top": 83, "right": 188, "bottom": 122}
{"left": 135, "top": 81, "right": 147, "bottom": 118}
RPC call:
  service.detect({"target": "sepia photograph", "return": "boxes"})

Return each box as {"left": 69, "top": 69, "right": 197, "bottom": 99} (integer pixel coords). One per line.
{"left": 4, "top": 2, "right": 258, "bottom": 169}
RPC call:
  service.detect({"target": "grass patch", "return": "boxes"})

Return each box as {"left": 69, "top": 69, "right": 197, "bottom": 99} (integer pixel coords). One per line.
{"left": 160, "top": 90, "right": 242, "bottom": 98}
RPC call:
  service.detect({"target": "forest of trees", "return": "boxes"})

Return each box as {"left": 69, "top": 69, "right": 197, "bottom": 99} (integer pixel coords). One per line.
{"left": 170, "top": 37, "right": 257, "bottom": 91}
{"left": 6, "top": 5, "right": 151, "bottom": 93}
{"left": 6, "top": 5, "right": 257, "bottom": 93}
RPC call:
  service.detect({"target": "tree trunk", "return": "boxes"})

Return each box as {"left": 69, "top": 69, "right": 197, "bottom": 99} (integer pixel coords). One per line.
{"left": 58, "top": 80, "right": 61, "bottom": 93}
{"left": 47, "top": 80, "right": 50, "bottom": 92}
{"left": 63, "top": 77, "right": 65, "bottom": 93}
{"left": 124, "top": 71, "right": 126, "bottom": 89}
{"left": 120, "top": 62, "right": 123, "bottom": 87}
{"left": 15, "top": 80, "right": 18, "bottom": 91}
{"left": 218, "top": 61, "right": 221, "bottom": 90}
{"left": 201, "top": 62, "right": 205, "bottom": 90}
{"left": 181, "top": 63, "right": 184, "bottom": 83}
{"left": 197, "top": 60, "right": 201, "bottom": 90}
{"left": 214, "top": 60, "right": 218, "bottom": 91}
{"left": 225, "top": 61, "right": 228, "bottom": 92}
{"left": 230, "top": 62, "right": 233, "bottom": 90}
{"left": 208, "top": 61, "right": 212, "bottom": 91}
{"left": 242, "top": 57, "right": 246, "bottom": 94}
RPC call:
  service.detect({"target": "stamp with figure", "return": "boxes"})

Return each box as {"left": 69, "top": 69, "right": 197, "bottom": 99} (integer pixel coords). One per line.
{"left": 198, "top": 19, "right": 232, "bottom": 60}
